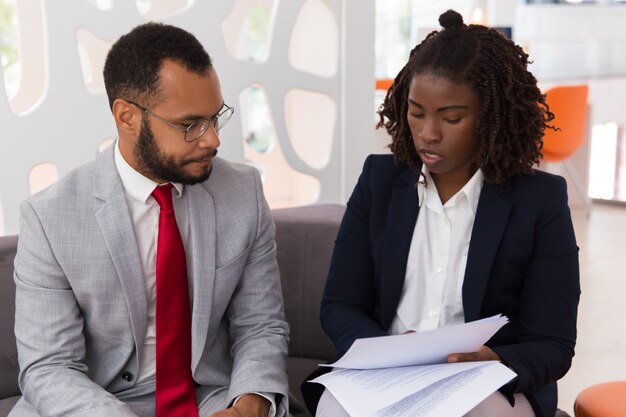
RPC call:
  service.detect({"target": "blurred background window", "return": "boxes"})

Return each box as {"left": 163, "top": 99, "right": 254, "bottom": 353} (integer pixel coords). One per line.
{"left": 373, "top": 0, "right": 626, "bottom": 205}
{"left": 0, "top": 0, "right": 19, "bottom": 99}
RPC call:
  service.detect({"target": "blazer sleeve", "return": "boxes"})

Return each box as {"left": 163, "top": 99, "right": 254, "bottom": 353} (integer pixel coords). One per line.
{"left": 320, "top": 155, "right": 388, "bottom": 355}
{"left": 224, "top": 167, "right": 290, "bottom": 415}
{"left": 13, "top": 201, "right": 137, "bottom": 417}
{"left": 491, "top": 175, "right": 580, "bottom": 395}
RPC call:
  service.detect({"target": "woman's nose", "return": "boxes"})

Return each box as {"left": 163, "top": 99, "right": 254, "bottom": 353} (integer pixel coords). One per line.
{"left": 418, "top": 119, "right": 441, "bottom": 143}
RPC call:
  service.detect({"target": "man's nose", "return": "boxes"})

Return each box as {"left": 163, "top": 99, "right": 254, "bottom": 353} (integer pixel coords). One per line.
{"left": 198, "top": 125, "right": 220, "bottom": 149}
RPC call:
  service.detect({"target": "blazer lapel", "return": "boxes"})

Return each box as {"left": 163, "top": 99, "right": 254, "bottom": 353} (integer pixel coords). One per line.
{"left": 185, "top": 184, "right": 216, "bottom": 371}
{"left": 463, "top": 181, "right": 513, "bottom": 321}
{"left": 93, "top": 148, "right": 148, "bottom": 362}
{"left": 380, "top": 168, "right": 420, "bottom": 330}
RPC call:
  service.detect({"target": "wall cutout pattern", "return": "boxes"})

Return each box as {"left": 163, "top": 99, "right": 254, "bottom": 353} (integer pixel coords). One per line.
{"left": 0, "top": 0, "right": 375, "bottom": 235}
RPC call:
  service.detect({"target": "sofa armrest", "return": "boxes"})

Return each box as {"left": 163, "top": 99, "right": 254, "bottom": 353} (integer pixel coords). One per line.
{"left": 0, "top": 235, "right": 20, "bottom": 400}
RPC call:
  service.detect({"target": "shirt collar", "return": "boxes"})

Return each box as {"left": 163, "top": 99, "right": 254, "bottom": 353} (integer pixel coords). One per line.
{"left": 417, "top": 165, "right": 484, "bottom": 215}
{"left": 114, "top": 139, "right": 184, "bottom": 204}
{"left": 457, "top": 168, "right": 484, "bottom": 216}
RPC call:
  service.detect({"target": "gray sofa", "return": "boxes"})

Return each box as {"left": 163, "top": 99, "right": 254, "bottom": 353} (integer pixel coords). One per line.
{"left": 0, "top": 204, "right": 343, "bottom": 417}
{"left": 0, "top": 234, "right": 19, "bottom": 416}
{"left": 0, "top": 204, "right": 574, "bottom": 417}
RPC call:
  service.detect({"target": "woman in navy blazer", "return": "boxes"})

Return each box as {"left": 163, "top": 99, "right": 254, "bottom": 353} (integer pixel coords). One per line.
{"left": 306, "top": 10, "right": 580, "bottom": 417}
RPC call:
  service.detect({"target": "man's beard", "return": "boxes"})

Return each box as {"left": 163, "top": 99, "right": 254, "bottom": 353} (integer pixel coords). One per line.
{"left": 134, "top": 118, "right": 216, "bottom": 185}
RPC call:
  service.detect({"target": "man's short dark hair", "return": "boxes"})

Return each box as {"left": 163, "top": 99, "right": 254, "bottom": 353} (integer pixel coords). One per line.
{"left": 103, "top": 22, "right": 213, "bottom": 109}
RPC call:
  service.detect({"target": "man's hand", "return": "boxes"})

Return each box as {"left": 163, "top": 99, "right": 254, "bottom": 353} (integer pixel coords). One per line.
{"left": 447, "top": 345, "right": 500, "bottom": 363}
{"left": 210, "top": 393, "right": 271, "bottom": 417}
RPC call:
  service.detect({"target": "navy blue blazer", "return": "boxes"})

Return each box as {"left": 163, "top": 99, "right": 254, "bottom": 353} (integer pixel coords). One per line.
{"left": 317, "top": 154, "right": 580, "bottom": 417}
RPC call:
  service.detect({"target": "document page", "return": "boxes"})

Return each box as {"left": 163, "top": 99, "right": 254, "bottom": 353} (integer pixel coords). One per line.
{"left": 323, "top": 315, "right": 508, "bottom": 370}
{"left": 312, "top": 361, "right": 516, "bottom": 417}
{"left": 312, "top": 315, "right": 514, "bottom": 416}
{"left": 375, "top": 362, "right": 515, "bottom": 417}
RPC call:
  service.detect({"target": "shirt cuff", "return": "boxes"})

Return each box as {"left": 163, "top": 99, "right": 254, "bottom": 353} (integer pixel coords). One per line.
{"left": 232, "top": 392, "right": 276, "bottom": 417}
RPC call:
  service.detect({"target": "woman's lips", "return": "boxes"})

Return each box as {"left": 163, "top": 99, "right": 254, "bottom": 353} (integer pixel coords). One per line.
{"left": 419, "top": 149, "right": 443, "bottom": 164}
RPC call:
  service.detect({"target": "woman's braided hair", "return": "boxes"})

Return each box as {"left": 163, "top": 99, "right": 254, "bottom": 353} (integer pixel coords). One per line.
{"left": 377, "top": 9, "right": 554, "bottom": 185}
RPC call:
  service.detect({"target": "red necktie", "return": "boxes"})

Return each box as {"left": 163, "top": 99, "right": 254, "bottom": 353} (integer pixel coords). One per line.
{"left": 152, "top": 184, "right": 198, "bottom": 417}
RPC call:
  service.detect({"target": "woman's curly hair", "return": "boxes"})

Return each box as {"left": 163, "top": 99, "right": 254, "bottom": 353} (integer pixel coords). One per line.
{"left": 377, "top": 9, "right": 554, "bottom": 185}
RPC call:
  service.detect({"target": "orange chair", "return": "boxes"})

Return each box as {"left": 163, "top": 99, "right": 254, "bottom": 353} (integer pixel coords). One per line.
{"left": 375, "top": 78, "right": 394, "bottom": 91}
{"left": 541, "top": 84, "right": 591, "bottom": 214}
{"left": 574, "top": 381, "right": 626, "bottom": 417}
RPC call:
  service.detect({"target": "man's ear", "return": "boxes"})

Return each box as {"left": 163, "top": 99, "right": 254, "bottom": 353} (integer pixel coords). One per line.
{"left": 112, "top": 99, "right": 140, "bottom": 135}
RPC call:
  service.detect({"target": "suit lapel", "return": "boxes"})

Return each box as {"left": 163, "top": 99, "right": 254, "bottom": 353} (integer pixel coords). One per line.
{"left": 380, "top": 168, "right": 420, "bottom": 330}
{"left": 93, "top": 148, "right": 147, "bottom": 362}
{"left": 185, "top": 184, "right": 216, "bottom": 371}
{"left": 463, "top": 181, "right": 512, "bottom": 321}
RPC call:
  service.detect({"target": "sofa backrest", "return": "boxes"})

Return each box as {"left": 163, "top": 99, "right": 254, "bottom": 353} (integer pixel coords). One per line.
{"left": 0, "top": 204, "right": 343, "bottom": 399}
{"left": 272, "top": 204, "right": 342, "bottom": 362}
{"left": 0, "top": 235, "right": 19, "bottom": 398}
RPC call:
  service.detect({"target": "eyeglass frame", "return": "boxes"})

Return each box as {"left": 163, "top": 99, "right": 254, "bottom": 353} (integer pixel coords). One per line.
{"left": 126, "top": 99, "right": 234, "bottom": 143}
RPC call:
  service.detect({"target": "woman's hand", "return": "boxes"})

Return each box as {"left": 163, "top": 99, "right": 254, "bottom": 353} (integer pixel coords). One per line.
{"left": 447, "top": 345, "right": 500, "bottom": 363}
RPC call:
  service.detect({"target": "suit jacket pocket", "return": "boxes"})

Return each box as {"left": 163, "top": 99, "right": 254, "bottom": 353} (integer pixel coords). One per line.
{"left": 212, "top": 244, "right": 251, "bottom": 311}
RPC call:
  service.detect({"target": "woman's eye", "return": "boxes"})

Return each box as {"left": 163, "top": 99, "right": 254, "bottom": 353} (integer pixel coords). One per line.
{"left": 410, "top": 113, "right": 424, "bottom": 119}
{"left": 445, "top": 118, "right": 461, "bottom": 124}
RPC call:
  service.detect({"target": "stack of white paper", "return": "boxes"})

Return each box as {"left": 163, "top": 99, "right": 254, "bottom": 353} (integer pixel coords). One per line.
{"left": 312, "top": 315, "right": 516, "bottom": 417}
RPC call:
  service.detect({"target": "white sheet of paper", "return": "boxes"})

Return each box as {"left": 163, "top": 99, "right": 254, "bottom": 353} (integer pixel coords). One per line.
{"left": 312, "top": 361, "right": 516, "bottom": 417}
{"left": 323, "top": 314, "right": 508, "bottom": 369}
{"left": 374, "top": 362, "right": 516, "bottom": 417}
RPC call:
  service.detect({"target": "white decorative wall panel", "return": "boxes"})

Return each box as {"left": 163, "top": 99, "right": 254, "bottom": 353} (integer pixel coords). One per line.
{"left": 0, "top": 0, "right": 375, "bottom": 235}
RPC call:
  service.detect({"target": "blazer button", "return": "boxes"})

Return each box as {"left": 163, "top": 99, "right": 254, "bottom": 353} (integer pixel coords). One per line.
{"left": 121, "top": 371, "right": 133, "bottom": 382}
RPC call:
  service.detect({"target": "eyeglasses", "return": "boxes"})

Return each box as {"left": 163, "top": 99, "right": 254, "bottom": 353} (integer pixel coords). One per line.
{"left": 127, "top": 100, "right": 234, "bottom": 143}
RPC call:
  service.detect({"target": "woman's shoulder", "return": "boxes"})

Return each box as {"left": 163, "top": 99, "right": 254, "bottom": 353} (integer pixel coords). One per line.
{"left": 498, "top": 169, "right": 570, "bottom": 213}
{"left": 509, "top": 169, "right": 567, "bottom": 193}
{"left": 362, "top": 154, "right": 412, "bottom": 180}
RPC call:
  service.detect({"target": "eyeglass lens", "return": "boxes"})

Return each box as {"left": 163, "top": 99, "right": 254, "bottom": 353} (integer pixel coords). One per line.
{"left": 215, "top": 106, "right": 234, "bottom": 130}
{"left": 185, "top": 105, "right": 233, "bottom": 142}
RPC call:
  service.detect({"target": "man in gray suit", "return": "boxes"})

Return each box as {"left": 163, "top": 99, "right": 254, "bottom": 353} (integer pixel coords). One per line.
{"left": 11, "top": 23, "right": 289, "bottom": 417}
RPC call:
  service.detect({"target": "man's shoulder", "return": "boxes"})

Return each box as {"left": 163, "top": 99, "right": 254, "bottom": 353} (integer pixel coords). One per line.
{"left": 23, "top": 147, "right": 118, "bottom": 219}
{"left": 210, "top": 157, "right": 257, "bottom": 178}
{"left": 200, "top": 157, "right": 259, "bottom": 193}
{"left": 26, "top": 158, "right": 99, "bottom": 207}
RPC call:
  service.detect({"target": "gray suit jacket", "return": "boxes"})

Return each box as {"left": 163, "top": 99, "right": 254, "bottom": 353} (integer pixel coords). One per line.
{"left": 11, "top": 147, "right": 289, "bottom": 417}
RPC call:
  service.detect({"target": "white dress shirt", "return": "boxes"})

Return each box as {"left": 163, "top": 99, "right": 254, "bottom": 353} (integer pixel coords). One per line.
{"left": 389, "top": 167, "right": 484, "bottom": 335}
{"left": 113, "top": 141, "right": 275, "bottom": 415}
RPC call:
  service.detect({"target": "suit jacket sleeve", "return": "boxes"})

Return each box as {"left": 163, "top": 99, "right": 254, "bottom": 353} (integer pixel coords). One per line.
{"left": 490, "top": 175, "right": 580, "bottom": 395}
{"left": 320, "top": 155, "right": 388, "bottom": 354}
{"left": 224, "top": 168, "right": 290, "bottom": 415}
{"left": 13, "top": 200, "right": 137, "bottom": 417}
